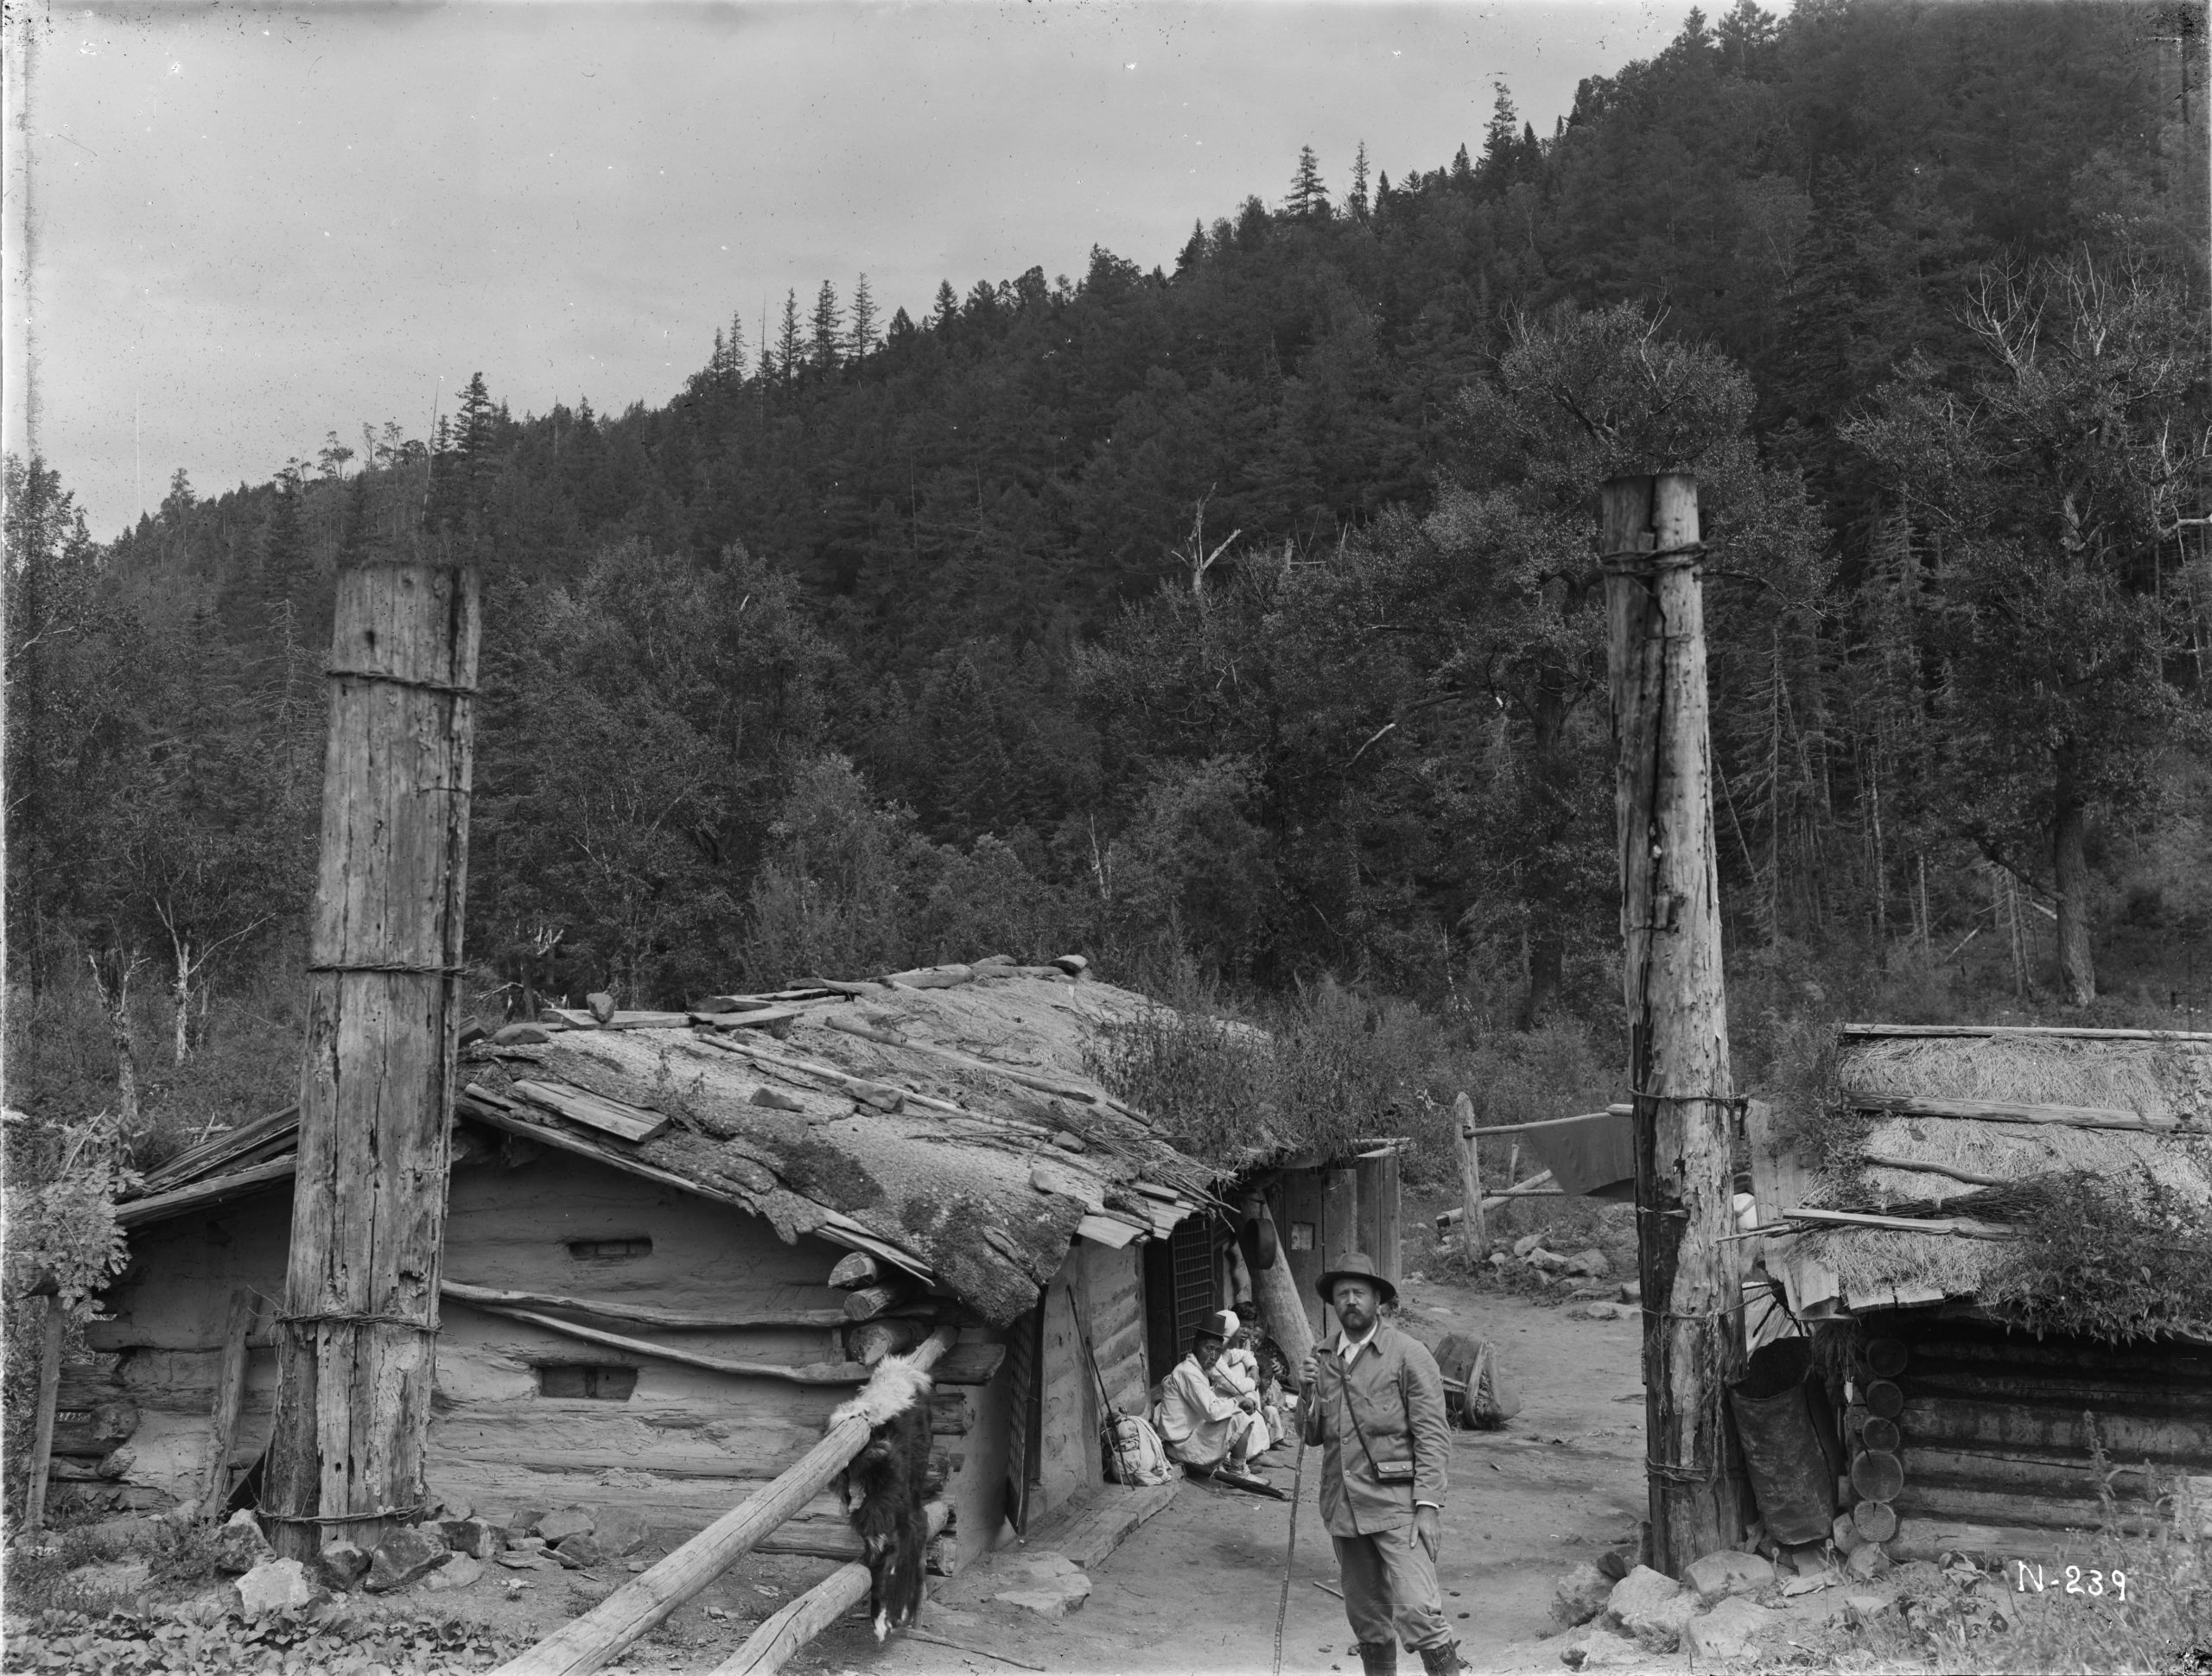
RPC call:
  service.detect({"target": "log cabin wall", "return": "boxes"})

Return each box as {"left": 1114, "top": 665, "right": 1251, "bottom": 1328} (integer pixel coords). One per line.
{"left": 1030, "top": 1239, "right": 1150, "bottom": 1525}
{"left": 1850, "top": 1309, "right": 2212, "bottom": 1557}
{"left": 1354, "top": 1152, "right": 1402, "bottom": 1286}
{"left": 85, "top": 1145, "right": 1008, "bottom": 1555}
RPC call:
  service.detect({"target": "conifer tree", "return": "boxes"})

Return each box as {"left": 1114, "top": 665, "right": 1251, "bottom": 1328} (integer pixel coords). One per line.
{"left": 931, "top": 280, "right": 959, "bottom": 333}
{"left": 774, "top": 289, "right": 804, "bottom": 384}
{"left": 810, "top": 281, "right": 843, "bottom": 371}
{"left": 848, "top": 275, "right": 879, "bottom": 361}
{"left": 1349, "top": 141, "right": 1371, "bottom": 220}
{"left": 1285, "top": 145, "right": 1330, "bottom": 217}
{"left": 724, "top": 310, "right": 749, "bottom": 382}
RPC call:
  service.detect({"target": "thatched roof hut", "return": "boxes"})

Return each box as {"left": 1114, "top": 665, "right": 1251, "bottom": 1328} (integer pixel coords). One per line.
{"left": 1748, "top": 1024, "right": 2212, "bottom": 1564}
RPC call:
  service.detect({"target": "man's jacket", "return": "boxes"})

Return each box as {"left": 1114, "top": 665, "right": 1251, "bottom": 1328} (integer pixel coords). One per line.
{"left": 1302, "top": 1320, "right": 1451, "bottom": 1537}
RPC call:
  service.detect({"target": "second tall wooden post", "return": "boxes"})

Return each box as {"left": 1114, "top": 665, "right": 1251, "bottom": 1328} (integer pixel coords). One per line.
{"left": 265, "top": 562, "right": 480, "bottom": 1560}
{"left": 1600, "top": 474, "right": 1745, "bottom": 1574}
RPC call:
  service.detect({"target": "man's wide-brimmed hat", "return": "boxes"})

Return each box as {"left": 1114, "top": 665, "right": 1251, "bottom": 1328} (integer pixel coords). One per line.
{"left": 1314, "top": 1252, "right": 1397, "bottom": 1307}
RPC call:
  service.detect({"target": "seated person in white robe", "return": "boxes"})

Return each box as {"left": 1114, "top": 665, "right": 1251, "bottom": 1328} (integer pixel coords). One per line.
{"left": 1211, "top": 1316, "right": 1287, "bottom": 1449}
{"left": 1155, "top": 1309, "right": 1266, "bottom": 1474}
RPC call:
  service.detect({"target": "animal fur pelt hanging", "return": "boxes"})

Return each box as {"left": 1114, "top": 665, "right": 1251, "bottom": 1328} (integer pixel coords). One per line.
{"left": 830, "top": 1350, "right": 936, "bottom": 1641}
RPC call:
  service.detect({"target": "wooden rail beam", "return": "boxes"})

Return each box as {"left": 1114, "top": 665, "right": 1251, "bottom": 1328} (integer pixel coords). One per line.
{"left": 492, "top": 1325, "right": 957, "bottom": 1676}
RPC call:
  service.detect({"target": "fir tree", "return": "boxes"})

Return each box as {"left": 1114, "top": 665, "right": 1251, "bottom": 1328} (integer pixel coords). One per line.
{"left": 930, "top": 280, "right": 959, "bottom": 333}
{"left": 848, "top": 274, "right": 879, "bottom": 361}
{"left": 1285, "top": 144, "right": 1330, "bottom": 217}
{"left": 774, "top": 289, "right": 804, "bottom": 384}
{"left": 810, "top": 281, "right": 843, "bottom": 371}
{"left": 1349, "top": 140, "right": 1371, "bottom": 220}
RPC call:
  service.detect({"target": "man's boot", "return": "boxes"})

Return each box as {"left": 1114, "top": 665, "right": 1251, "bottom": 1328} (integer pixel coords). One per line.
{"left": 1415, "top": 1640, "right": 1465, "bottom": 1676}
{"left": 1357, "top": 1641, "right": 1398, "bottom": 1675}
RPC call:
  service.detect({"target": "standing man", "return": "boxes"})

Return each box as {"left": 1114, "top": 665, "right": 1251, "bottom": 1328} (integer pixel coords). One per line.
{"left": 1299, "top": 1254, "right": 1462, "bottom": 1676}
{"left": 1156, "top": 1309, "right": 1268, "bottom": 1479}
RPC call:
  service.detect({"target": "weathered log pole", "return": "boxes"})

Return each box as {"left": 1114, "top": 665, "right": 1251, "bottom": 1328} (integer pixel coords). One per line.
{"left": 1601, "top": 473, "right": 1745, "bottom": 1572}
{"left": 1248, "top": 1200, "right": 1314, "bottom": 1373}
{"left": 710, "top": 1500, "right": 952, "bottom": 1676}
{"left": 264, "top": 562, "right": 480, "bottom": 1561}
{"left": 199, "top": 1290, "right": 257, "bottom": 1515}
{"left": 494, "top": 1324, "right": 958, "bottom": 1676}
{"left": 1452, "top": 1093, "right": 1487, "bottom": 1260}
{"left": 21, "top": 1285, "right": 65, "bottom": 1533}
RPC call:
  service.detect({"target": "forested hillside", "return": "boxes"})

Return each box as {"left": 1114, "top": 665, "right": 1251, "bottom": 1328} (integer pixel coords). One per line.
{"left": 10, "top": 0, "right": 2209, "bottom": 1178}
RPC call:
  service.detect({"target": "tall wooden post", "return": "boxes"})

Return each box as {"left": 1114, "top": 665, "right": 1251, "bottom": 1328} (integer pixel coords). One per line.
{"left": 265, "top": 562, "right": 479, "bottom": 1560}
{"left": 1452, "top": 1093, "right": 1487, "bottom": 1260}
{"left": 1600, "top": 475, "right": 1745, "bottom": 1574}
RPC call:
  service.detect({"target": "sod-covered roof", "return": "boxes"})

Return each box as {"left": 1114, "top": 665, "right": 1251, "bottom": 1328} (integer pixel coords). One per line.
{"left": 1752, "top": 1025, "right": 2212, "bottom": 1330}
{"left": 120, "top": 958, "right": 1222, "bottom": 1327}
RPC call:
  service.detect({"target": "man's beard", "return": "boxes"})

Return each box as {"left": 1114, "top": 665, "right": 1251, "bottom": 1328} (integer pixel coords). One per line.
{"left": 1338, "top": 1304, "right": 1373, "bottom": 1335}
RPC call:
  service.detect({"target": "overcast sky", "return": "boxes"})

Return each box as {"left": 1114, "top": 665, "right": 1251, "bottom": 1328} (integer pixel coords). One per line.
{"left": 9, "top": 1, "right": 1683, "bottom": 538}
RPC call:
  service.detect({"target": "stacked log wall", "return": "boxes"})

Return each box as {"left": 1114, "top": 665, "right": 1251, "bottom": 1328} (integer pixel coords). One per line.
{"left": 1861, "top": 1311, "right": 2212, "bottom": 1552}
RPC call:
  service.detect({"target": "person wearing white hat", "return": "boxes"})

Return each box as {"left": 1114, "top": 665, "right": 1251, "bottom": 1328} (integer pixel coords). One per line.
{"left": 1154, "top": 1308, "right": 1267, "bottom": 1477}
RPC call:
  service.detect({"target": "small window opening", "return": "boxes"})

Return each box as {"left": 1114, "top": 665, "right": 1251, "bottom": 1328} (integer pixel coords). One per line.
{"left": 568, "top": 1236, "right": 652, "bottom": 1261}
{"left": 537, "top": 1364, "right": 638, "bottom": 1400}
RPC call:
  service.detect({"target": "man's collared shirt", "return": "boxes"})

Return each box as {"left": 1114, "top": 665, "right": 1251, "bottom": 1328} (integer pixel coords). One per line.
{"left": 1302, "top": 1318, "right": 1451, "bottom": 1536}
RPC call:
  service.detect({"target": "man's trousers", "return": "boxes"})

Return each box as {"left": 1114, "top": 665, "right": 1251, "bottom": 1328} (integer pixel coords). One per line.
{"left": 1331, "top": 1527, "right": 1452, "bottom": 1651}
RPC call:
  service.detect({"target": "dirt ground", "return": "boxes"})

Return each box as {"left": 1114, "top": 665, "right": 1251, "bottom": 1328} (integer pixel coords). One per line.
{"left": 778, "top": 1279, "right": 1650, "bottom": 1676}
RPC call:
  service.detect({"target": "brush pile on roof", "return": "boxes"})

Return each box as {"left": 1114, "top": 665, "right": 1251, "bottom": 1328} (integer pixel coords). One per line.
{"left": 1751, "top": 1024, "right": 2212, "bottom": 1337}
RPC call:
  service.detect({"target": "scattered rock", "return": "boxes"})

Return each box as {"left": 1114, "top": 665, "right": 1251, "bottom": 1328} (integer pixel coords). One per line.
{"left": 1488, "top": 1252, "right": 1510, "bottom": 1269}
{"left": 501, "top": 1508, "right": 549, "bottom": 1540}
{"left": 1685, "top": 1548, "right": 1776, "bottom": 1605}
{"left": 537, "top": 1506, "right": 595, "bottom": 1544}
{"left": 1847, "top": 1544, "right": 1893, "bottom": 1582}
{"left": 1617, "top": 1281, "right": 1641, "bottom": 1304}
{"left": 590, "top": 1507, "right": 651, "bottom": 1557}
{"left": 215, "top": 1509, "right": 274, "bottom": 1574}
{"left": 1562, "top": 1626, "right": 1645, "bottom": 1669}
{"left": 1685, "top": 1595, "right": 1779, "bottom": 1661}
{"left": 1525, "top": 1247, "right": 1570, "bottom": 1272}
{"left": 509, "top": 1535, "right": 549, "bottom": 1553}
{"left": 556, "top": 1532, "right": 610, "bottom": 1567}
{"left": 1605, "top": 1565, "right": 1694, "bottom": 1651}
{"left": 1513, "top": 1231, "right": 1549, "bottom": 1258}
{"left": 496, "top": 1551, "right": 552, "bottom": 1571}
{"left": 995, "top": 1551, "right": 1091, "bottom": 1619}
{"left": 423, "top": 1554, "right": 484, "bottom": 1592}
{"left": 438, "top": 1518, "right": 502, "bottom": 1559}
{"left": 96, "top": 1445, "right": 137, "bottom": 1481}
{"left": 1568, "top": 1303, "right": 1631, "bottom": 1321}
{"left": 568, "top": 1575, "right": 618, "bottom": 1604}
{"left": 1551, "top": 1562, "right": 1612, "bottom": 1628}
{"left": 365, "top": 1527, "right": 451, "bottom": 1593}
{"left": 1841, "top": 1591, "right": 1893, "bottom": 1625}
{"left": 1562, "top": 1248, "right": 1611, "bottom": 1279}
{"left": 315, "top": 1540, "right": 371, "bottom": 1592}
{"left": 493, "top": 1024, "right": 550, "bottom": 1045}
{"left": 235, "top": 1558, "right": 320, "bottom": 1620}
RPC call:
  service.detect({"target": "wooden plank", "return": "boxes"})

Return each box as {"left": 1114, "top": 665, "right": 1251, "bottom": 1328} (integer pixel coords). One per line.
{"left": 709, "top": 1501, "right": 950, "bottom": 1676}
{"left": 543, "top": 1008, "right": 695, "bottom": 1031}
{"left": 468, "top": 1302, "right": 868, "bottom": 1385}
{"left": 692, "top": 1008, "right": 806, "bottom": 1032}
{"left": 1840, "top": 1024, "right": 2212, "bottom": 1044}
{"left": 442, "top": 1279, "right": 850, "bottom": 1332}
{"left": 1783, "top": 1207, "right": 2014, "bottom": 1240}
{"left": 1077, "top": 1215, "right": 1142, "bottom": 1249}
{"left": 137, "top": 1104, "right": 302, "bottom": 1196}
{"left": 266, "top": 560, "right": 479, "bottom": 1562}
{"left": 1452, "top": 1094, "right": 1486, "bottom": 1256}
{"left": 509, "top": 1079, "right": 671, "bottom": 1144}
{"left": 935, "top": 1342, "right": 1007, "bottom": 1387}
{"left": 117, "top": 1155, "right": 299, "bottom": 1228}
{"left": 1837, "top": 1085, "right": 2183, "bottom": 1134}
{"left": 1020, "top": 1479, "right": 1179, "bottom": 1571}
{"left": 492, "top": 1327, "right": 957, "bottom": 1676}
{"left": 1436, "top": 1171, "right": 1557, "bottom": 1228}
{"left": 200, "top": 1291, "right": 257, "bottom": 1513}
{"left": 22, "top": 1297, "right": 65, "bottom": 1533}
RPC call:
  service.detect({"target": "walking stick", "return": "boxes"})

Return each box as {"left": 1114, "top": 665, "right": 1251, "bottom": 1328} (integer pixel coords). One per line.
{"left": 1271, "top": 1427, "right": 1309, "bottom": 1676}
